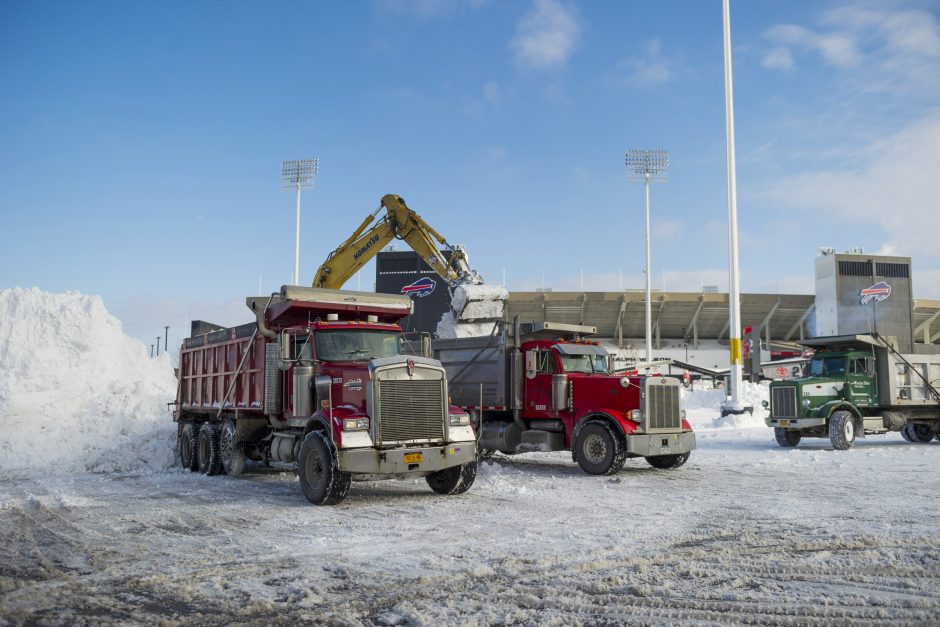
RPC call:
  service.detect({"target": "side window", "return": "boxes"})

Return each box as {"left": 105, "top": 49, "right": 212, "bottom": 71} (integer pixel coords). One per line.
{"left": 851, "top": 358, "right": 868, "bottom": 375}
{"left": 537, "top": 350, "right": 555, "bottom": 374}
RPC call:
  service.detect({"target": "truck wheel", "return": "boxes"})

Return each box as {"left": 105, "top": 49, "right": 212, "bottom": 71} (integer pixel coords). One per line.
{"left": 298, "top": 431, "right": 350, "bottom": 505}
{"left": 900, "top": 426, "right": 914, "bottom": 442}
{"left": 178, "top": 422, "right": 199, "bottom": 471}
{"left": 903, "top": 423, "right": 935, "bottom": 444}
{"left": 829, "top": 411, "right": 856, "bottom": 450}
{"left": 574, "top": 421, "right": 626, "bottom": 475}
{"left": 220, "top": 420, "right": 246, "bottom": 476}
{"left": 426, "top": 462, "right": 477, "bottom": 495}
{"left": 646, "top": 452, "right": 690, "bottom": 469}
{"left": 197, "top": 423, "right": 222, "bottom": 475}
{"left": 774, "top": 427, "right": 801, "bottom": 448}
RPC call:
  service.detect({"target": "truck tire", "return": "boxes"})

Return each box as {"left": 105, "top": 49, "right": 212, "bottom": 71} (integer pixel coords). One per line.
{"left": 903, "top": 423, "right": 935, "bottom": 444}
{"left": 774, "top": 427, "right": 801, "bottom": 448}
{"left": 197, "top": 423, "right": 222, "bottom": 475}
{"left": 646, "top": 452, "right": 690, "bottom": 469}
{"left": 900, "top": 426, "right": 914, "bottom": 442}
{"left": 829, "top": 410, "right": 856, "bottom": 450}
{"left": 298, "top": 431, "right": 350, "bottom": 505}
{"left": 220, "top": 420, "right": 246, "bottom": 476}
{"left": 574, "top": 421, "right": 626, "bottom": 475}
{"left": 178, "top": 422, "right": 199, "bottom": 471}
{"left": 426, "top": 462, "right": 477, "bottom": 495}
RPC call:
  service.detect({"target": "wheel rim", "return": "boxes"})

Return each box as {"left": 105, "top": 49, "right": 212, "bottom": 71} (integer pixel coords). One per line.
{"left": 304, "top": 451, "right": 325, "bottom": 489}
{"left": 220, "top": 426, "right": 234, "bottom": 467}
{"left": 844, "top": 419, "right": 854, "bottom": 440}
{"left": 583, "top": 433, "right": 607, "bottom": 464}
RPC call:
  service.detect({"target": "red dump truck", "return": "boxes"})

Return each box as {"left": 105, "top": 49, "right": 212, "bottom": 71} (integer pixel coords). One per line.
{"left": 174, "top": 286, "right": 477, "bottom": 505}
{"left": 416, "top": 319, "right": 696, "bottom": 474}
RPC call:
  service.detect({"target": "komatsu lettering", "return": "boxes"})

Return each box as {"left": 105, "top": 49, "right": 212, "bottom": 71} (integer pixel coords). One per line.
{"left": 354, "top": 234, "right": 381, "bottom": 261}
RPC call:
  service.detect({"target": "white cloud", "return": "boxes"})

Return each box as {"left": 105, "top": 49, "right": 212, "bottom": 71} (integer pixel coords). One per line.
{"left": 761, "top": 113, "right": 940, "bottom": 262}
{"left": 608, "top": 39, "right": 674, "bottom": 88}
{"left": 765, "top": 23, "right": 861, "bottom": 68}
{"left": 510, "top": 0, "right": 582, "bottom": 71}
{"left": 763, "top": 3, "right": 940, "bottom": 96}
{"left": 762, "top": 47, "right": 794, "bottom": 70}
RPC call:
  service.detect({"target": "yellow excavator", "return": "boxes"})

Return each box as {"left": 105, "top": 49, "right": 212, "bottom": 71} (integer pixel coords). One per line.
{"left": 313, "top": 194, "right": 506, "bottom": 323}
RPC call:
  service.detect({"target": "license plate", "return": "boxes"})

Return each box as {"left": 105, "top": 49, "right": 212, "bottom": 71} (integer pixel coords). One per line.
{"left": 404, "top": 452, "right": 423, "bottom": 463}
{"left": 779, "top": 419, "right": 790, "bottom": 426}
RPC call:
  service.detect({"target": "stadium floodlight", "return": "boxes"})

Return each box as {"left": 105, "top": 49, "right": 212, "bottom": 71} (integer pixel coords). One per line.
{"left": 282, "top": 158, "right": 319, "bottom": 286}
{"left": 626, "top": 149, "right": 669, "bottom": 368}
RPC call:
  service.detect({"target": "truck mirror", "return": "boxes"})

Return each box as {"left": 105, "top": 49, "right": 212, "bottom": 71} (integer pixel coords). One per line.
{"left": 525, "top": 350, "right": 536, "bottom": 380}
{"left": 278, "top": 332, "right": 292, "bottom": 370}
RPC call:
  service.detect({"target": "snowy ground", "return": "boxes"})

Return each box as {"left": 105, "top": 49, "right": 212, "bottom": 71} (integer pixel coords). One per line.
{"left": 2, "top": 422, "right": 939, "bottom": 625}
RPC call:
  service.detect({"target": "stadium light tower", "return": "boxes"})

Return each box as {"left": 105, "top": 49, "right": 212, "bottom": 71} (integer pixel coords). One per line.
{"left": 281, "top": 158, "right": 318, "bottom": 286}
{"left": 626, "top": 149, "right": 669, "bottom": 367}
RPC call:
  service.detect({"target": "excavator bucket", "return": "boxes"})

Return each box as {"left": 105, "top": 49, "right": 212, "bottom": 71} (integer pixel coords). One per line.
{"left": 452, "top": 283, "right": 508, "bottom": 321}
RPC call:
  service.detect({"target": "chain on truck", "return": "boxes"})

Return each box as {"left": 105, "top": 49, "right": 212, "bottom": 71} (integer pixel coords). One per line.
{"left": 407, "top": 318, "right": 697, "bottom": 474}
{"left": 173, "top": 286, "right": 478, "bottom": 505}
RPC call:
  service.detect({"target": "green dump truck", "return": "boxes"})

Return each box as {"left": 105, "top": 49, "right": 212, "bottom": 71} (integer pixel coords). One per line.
{"left": 766, "top": 334, "right": 940, "bottom": 449}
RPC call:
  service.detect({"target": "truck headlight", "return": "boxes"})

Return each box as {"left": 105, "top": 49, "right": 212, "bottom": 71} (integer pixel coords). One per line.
{"left": 449, "top": 412, "right": 471, "bottom": 426}
{"left": 630, "top": 409, "right": 643, "bottom": 422}
{"left": 802, "top": 399, "right": 811, "bottom": 408}
{"left": 342, "top": 417, "right": 369, "bottom": 431}
{"left": 680, "top": 409, "right": 687, "bottom": 420}
{"left": 761, "top": 400, "right": 769, "bottom": 409}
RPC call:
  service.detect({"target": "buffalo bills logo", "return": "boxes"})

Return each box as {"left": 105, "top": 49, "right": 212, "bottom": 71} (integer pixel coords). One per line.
{"left": 859, "top": 281, "right": 892, "bottom": 305}
{"left": 401, "top": 277, "right": 436, "bottom": 298}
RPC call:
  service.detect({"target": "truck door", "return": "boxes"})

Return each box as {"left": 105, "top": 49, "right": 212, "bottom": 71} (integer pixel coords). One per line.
{"left": 848, "top": 356, "right": 878, "bottom": 407}
{"left": 524, "top": 348, "right": 558, "bottom": 418}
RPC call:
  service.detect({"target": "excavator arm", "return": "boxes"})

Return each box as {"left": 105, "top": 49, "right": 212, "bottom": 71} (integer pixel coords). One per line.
{"left": 313, "top": 194, "right": 470, "bottom": 289}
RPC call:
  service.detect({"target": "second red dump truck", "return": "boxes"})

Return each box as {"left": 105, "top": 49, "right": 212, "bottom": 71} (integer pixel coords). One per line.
{"left": 174, "top": 286, "right": 478, "bottom": 505}
{"left": 413, "top": 319, "right": 696, "bottom": 475}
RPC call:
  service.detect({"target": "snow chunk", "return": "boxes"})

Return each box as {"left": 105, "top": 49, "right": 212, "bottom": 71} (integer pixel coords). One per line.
{"left": 0, "top": 288, "right": 178, "bottom": 473}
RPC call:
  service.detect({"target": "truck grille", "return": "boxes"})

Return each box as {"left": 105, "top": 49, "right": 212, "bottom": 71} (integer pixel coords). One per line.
{"left": 377, "top": 379, "right": 445, "bottom": 444}
{"left": 645, "top": 382, "right": 681, "bottom": 432}
{"left": 771, "top": 386, "right": 798, "bottom": 418}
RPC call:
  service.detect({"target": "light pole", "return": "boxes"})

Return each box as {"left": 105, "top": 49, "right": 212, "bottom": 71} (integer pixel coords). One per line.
{"left": 721, "top": 0, "right": 746, "bottom": 414}
{"left": 626, "top": 149, "right": 669, "bottom": 368}
{"left": 164, "top": 326, "right": 170, "bottom": 354}
{"left": 281, "top": 158, "right": 318, "bottom": 286}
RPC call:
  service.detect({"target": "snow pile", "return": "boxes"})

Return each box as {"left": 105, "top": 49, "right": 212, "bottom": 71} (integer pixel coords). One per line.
{"left": 682, "top": 380, "right": 770, "bottom": 430}
{"left": 0, "top": 288, "right": 178, "bottom": 473}
{"left": 436, "top": 281, "right": 507, "bottom": 339}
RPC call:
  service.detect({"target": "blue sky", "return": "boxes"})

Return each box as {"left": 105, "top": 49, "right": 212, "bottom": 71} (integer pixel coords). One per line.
{"left": 2, "top": 0, "right": 940, "bottom": 350}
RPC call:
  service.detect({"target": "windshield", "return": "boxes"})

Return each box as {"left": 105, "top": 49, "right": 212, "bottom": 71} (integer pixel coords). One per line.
{"left": 559, "top": 353, "right": 610, "bottom": 374}
{"left": 808, "top": 356, "right": 846, "bottom": 377}
{"left": 315, "top": 330, "right": 400, "bottom": 361}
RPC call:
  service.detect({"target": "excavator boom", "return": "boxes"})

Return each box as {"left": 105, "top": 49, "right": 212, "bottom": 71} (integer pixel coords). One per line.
{"left": 314, "top": 194, "right": 468, "bottom": 289}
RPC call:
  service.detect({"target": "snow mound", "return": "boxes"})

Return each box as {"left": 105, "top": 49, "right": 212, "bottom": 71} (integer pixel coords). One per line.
{"left": 682, "top": 381, "right": 770, "bottom": 431}
{"left": 0, "top": 288, "right": 178, "bottom": 473}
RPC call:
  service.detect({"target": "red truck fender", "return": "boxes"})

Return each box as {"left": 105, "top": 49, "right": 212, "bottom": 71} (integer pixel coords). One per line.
{"left": 307, "top": 406, "right": 368, "bottom": 449}
{"left": 570, "top": 409, "right": 639, "bottom": 448}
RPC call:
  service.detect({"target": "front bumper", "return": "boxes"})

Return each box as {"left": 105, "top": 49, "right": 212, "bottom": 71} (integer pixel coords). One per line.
{"left": 765, "top": 417, "right": 826, "bottom": 429}
{"left": 336, "top": 441, "right": 477, "bottom": 474}
{"left": 626, "top": 431, "right": 696, "bottom": 457}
